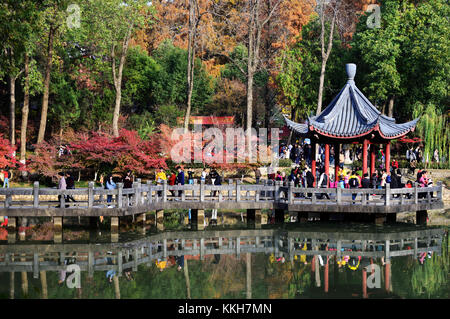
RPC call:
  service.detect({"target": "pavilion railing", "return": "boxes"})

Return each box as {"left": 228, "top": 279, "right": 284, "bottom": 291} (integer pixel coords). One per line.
{"left": 0, "top": 179, "right": 443, "bottom": 209}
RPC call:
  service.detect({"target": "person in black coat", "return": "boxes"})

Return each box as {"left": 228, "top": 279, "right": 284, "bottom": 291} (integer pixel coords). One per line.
{"left": 305, "top": 169, "right": 314, "bottom": 198}
{"left": 65, "top": 172, "right": 77, "bottom": 202}
{"left": 361, "top": 173, "right": 371, "bottom": 201}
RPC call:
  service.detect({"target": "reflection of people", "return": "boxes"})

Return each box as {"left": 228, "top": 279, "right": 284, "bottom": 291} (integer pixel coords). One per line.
{"left": 156, "top": 258, "right": 167, "bottom": 272}
{"left": 106, "top": 269, "right": 116, "bottom": 282}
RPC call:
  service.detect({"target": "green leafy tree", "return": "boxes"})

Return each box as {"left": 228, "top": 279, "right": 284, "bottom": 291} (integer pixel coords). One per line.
{"left": 276, "top": 17, "right": 346, "bottom": 121}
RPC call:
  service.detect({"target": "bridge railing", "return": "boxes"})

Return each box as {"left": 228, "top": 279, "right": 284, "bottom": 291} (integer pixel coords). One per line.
{"left": 0, "top": 228, "right": 444, "bottom": 274}
{"left": 0, "top": 179, "right": 443, "bottom": 209}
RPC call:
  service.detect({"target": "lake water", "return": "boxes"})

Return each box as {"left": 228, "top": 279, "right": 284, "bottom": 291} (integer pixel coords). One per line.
{"left": 0, "top": 214, "right": 448, "bottom": 299}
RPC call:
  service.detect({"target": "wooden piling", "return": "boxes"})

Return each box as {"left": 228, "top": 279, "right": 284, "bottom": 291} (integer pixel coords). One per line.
{"left": 416, "top": 210, "right": 427, "bottom": 225}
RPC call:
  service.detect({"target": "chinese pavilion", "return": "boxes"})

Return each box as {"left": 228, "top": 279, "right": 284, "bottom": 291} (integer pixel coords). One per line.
{"left": 284, "top": 63, "right": 419, "bottom": 185}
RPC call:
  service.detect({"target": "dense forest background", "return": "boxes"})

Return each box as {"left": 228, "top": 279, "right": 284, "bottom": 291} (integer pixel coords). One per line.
{"left": 0, "top": 0, "right": 448, "bottom": 177}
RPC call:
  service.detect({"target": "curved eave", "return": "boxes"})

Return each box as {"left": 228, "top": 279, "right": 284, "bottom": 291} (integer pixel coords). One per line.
{"left": 283, "top": 116, "right": 309, "bottom": 135}
{"left": 309, "top": 122, "right": 379, "bottom": 140}
{"left": 377, "top": 117, "right": 420, "bottom": 140}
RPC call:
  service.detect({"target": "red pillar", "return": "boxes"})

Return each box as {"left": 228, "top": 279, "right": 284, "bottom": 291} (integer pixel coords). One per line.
{"left": 370, "top": 144, "right": 376, "bottom": 177}
{"left": 311, "top": 256, "right": 315, "bottom": 272}
{"left": 362, "top": 139, "right": 368, "bottom": 175}
{"left": 334, "top": 143, "right": 340, "bottom": 183}
{"left": 324, "top": 257, "right": 329, "bottom": 293}
{"left": 385, "top": 262, "right": 391, "bottom": 293}
{"left": 385, "top": 142, "right": 391, "bottom": 173}
{"left": 311, "top": 142, "right": 316, "bottom": 187}
{"left": 324, "top": 144, "right": 330, "bottom": 186}
{"left": 362, "top": 268, "right": 368, "bottom": 299}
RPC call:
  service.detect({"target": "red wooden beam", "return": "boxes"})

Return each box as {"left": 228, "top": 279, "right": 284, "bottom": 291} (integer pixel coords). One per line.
{"left": 324, "top": 144, "right": 330, "bottom": 186}
{"left": 311, "top": 142, "right": 316, "bottom": 187}
{"left": 385, "top": 142, "right": 391, "bottom": 173}
{"left": 335, "top": 144, "right": 340, "bottom": 183}
{"left": 363, "top": 139, "right": 368, "bottom": 175}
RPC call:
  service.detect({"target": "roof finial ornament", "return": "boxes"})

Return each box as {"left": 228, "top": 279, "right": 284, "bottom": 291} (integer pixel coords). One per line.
{"left": 346, "top": 63, "right": 356, "bottom": 83}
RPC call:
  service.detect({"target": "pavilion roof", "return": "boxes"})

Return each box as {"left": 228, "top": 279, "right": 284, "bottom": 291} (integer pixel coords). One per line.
{"left": 284, "top": 64, "right": 419, "bottom": 140}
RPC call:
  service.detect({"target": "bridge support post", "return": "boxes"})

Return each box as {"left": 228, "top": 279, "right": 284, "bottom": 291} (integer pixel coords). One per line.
{"left": 111, "top": 217, "right": 119, "bottom": 242}
{"left": 136, "top": 213, "right": 146, "bottom": 234}
{"left": 374, "top": 214, "right": 386, "bottom": 225}
{"left": 298, "top": 212, "right": 308, "bottom": 223}
{"left": 362, "top": 267, "right": 368, "bottom": 299}
{"left": 191, "top": 209, "right": 205, "bottom": 230}
{"left": 53, "top": 217, "right": 63, "bottom": 243}
{"left": 156, "top": 210, "right": 164, "bottom": 231}
{"left": 416, "top": 210, "right": 428, "bottom": 225}
{"left": 247, "top": 209, "right": 261, "bottom": 229}
{"left": 7, "top": 217, "right": 16, "bottom": 243}
{"left": 386, "top": 213, "right": 396, "bottom": 224}
{"left": 320, "top": 212, "right": 329, "bottom": 222}
{"left": 275, "top": 209, "right": 285, "bottom": 223}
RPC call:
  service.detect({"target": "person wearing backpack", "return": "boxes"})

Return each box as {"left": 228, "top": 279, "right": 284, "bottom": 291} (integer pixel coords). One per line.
{"left": 348, "top": 171, "right": 360, "bottom": 202}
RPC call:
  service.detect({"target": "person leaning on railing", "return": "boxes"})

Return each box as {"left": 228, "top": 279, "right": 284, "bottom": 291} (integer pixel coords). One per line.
{"left": 155, "top": 167, "right": 167, "bottom": 197}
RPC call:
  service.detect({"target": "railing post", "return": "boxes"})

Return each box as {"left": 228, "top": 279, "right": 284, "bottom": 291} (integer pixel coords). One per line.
{"left": 5, "top": 191, "right": 11, "bottom": 208}
{"left": 137, "top": 178, "right": 142, "bottom": 205}
{"left": 236, "top": 180, "right": 241, "bottom": 202}
{"left": 427, "top": 187, "right": 431, "bottom": 204}
{"left": 59, "top": 188, "right": 66, "bottom": 208}
{"left": 288, "top": 181, "right": 294, "bottom": 204}
{"left": 228, "top": 179, "right": 233, "bottom": 200}
{"left": 437, "top": 181, "right": 443, "bottom": 202}
{"left": 274, "top": 181, "right": 280, "bottom": 202}
{"left": 88, "top": 181, "right": 94, "bottom": 208}
{"left": 133, "top": 181, "right": 141, "bottom": 206}
{"left": 117, "top": 183, "right": 123, "bottom": 208}
{"left": 193, "top": 179, "right": 198, "bottom": 198}
{"left": 200, "top": 180, "right": 205, "bottom": 202}
{"left": 385, "top": 183, "right": 390, "bottom": 206}
{"left": 336, "top": 186, "right": 342, "bottom": 204}
{"left": 33, "top": 181, "right": 39, "bottom": 208}
{"left": 146, "top": 180, "right": 153, "bottom": 204}
{"left": 163, "top": 179, "right": 167, "bottom": 202}
{"left": 362, "top": 189, "right": 367, "bottom": 205}
{"left": 414, "top": 183, "right": 418, "bottom": 204}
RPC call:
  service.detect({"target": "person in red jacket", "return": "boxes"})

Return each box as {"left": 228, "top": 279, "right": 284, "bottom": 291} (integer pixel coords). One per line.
{"left": 168, "top": 171, "right": 177, "bottom": 197}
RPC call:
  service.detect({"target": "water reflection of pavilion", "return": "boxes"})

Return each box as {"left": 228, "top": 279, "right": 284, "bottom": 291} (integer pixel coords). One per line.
{"left": 0, "top": 226, "right": 445, "bottom": 299}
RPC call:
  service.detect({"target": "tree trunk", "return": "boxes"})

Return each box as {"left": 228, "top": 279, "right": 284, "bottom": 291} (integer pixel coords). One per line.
{"left": 388, "top": 95, "right": 395, "bottom": 118}
{"left": 20, "top": 53, "right": 30, "bottom": 165}
{"left": 315, "top": 253, "right": 321, "bottom": 287}
{"left": 9, "top": 75, "right": 16, "bottom": 146}
{"left": 37, "top": 26, "right": 55, "bottom": 144}
{"left": 40, "top": 271, "right": 48, "bottom": 299}
{"left": 246, "top": 2, "right": 256, "bottom": 161}
{"left": 184, "top": 258, "right": 191, "bottom": 299}
{"left": 10, "top": 272, "right": 15, "bottom": 299}
{"left": 112, "top": 24, "right": 133, "bottom": 138}
{"left": 317, "top": 61, "right": 327, "bottom": 115}
{"left": 113, "top": 275, "right": 120, "bottom": 299}
{"left": 184, "top": 0, "right": 196, "bottom": 133}
{"left": 316, "top": 2, "right": 336, "bottom": 115}
{"left": 246, "top": 253, "right": 252, "bottom": 299}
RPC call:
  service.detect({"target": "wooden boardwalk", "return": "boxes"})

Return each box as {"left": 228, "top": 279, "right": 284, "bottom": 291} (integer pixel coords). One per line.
{"left": 0, "top": 227, "right": 445, "bottom": 276}
{"left": 0, "top": 179, "right": 444, "bottom": 217}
